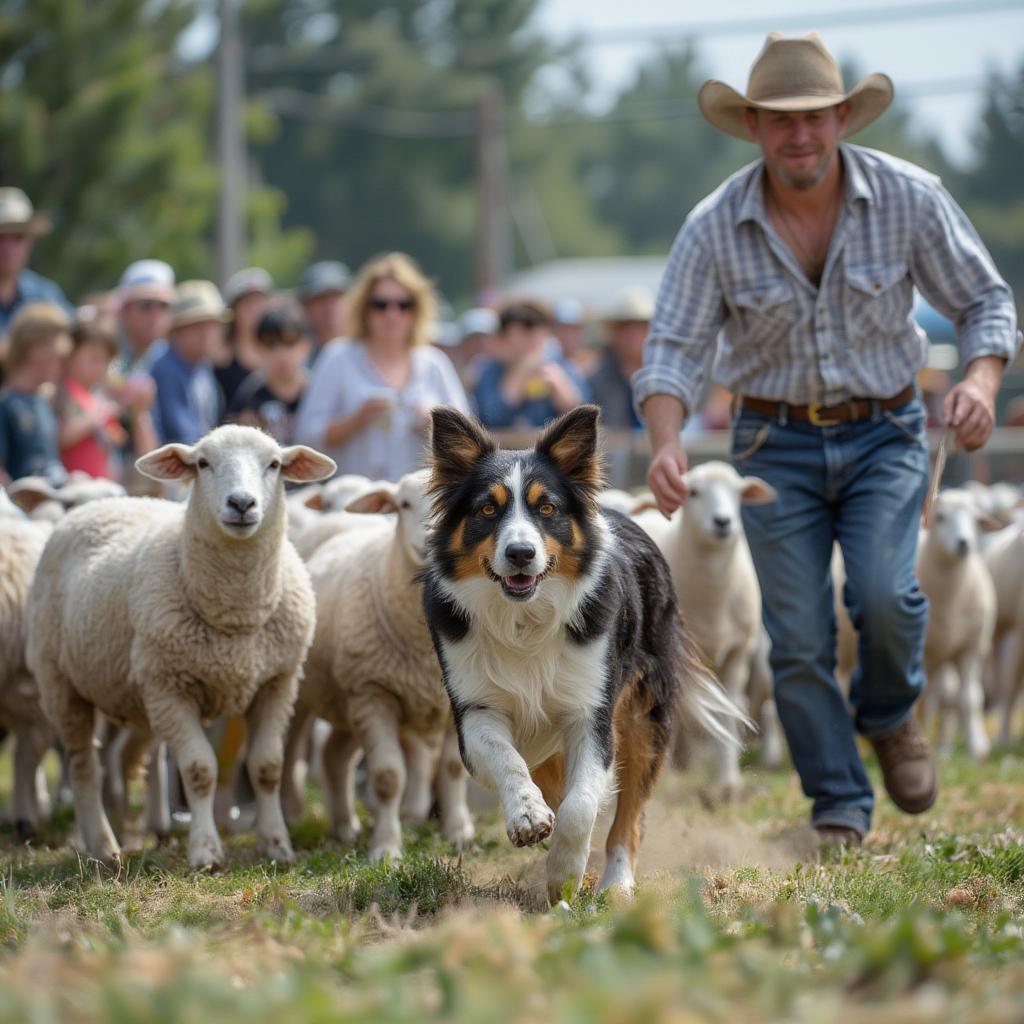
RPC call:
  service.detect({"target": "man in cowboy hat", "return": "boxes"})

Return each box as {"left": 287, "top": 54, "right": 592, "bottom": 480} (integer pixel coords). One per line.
{"left": 0, "top": 188, "right": 72, "bottom": 335}
{"left": 633, "top": 33, "right": 1018, "bottom": 849}
{"left": 148, "top": 281, "right": 230, "bottom": 444}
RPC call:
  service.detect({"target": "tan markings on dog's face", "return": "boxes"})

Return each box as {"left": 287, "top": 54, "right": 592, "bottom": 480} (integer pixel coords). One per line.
{"left": 449, "top": 517, "right": 499, "bottom": 581}
{"left": 526, "top": 481, "right": 545, "bottom": 506}
{"left": 544, "top": 517, "right": 587, "bottom": 582}
{"left": 489, "top": 483, "right": 509, "bottom": 507}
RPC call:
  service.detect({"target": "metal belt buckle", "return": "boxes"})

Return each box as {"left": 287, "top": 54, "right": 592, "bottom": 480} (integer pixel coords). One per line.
{"left": 807, "top": 402, "right": 840, "bottom": 426}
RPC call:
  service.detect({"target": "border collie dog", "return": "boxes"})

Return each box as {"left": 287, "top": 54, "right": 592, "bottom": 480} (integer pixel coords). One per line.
{"left": 421, "top": 405, "right": 741, "bottom": 902}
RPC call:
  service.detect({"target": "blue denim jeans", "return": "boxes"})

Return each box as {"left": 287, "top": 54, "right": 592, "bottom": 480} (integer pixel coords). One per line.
{"left": 732, "top": 398, "right": 930, "bottom": 837}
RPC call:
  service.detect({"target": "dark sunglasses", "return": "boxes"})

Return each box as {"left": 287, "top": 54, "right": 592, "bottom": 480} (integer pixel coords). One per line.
{"left": 368, "top": 296, "right": 415, "bottom": 313}
{"left": 258, "top": 333, "right": 304, "bottom": 349}
{"left": 130, "top": 299, "right": 170, "bottom": 313}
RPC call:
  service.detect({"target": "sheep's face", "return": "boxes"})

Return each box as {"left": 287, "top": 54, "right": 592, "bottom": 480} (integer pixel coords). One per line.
{"left": 6, "top": 475, "right": 125, "bottom": 519}
{"left": 930, "top": 489, "right": 999, "bottom": 560}
{"left": 136, "top": 425, "right": 336, "bottom": 539}
{"left": 345, "top": 468, "right": 432, "bottom": 566}
{"left": 681, "top": 461, "right": 776, "bottom": 546}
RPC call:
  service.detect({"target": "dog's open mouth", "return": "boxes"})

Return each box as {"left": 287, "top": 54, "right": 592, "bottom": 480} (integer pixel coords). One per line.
{"left": 486, "top": 561, "right": 551, "bottom": 601}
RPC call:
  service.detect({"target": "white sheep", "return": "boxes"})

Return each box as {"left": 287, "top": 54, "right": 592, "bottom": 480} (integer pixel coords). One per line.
{"left": 0, "top": 513, "right": 55, "bottom": 836}
{"left": 916, "top": 489, "right": 998, "bottom": 759}
{"left": 633, "top": 461, "right": 778, "bottom": 793}
{"left": 836, "top": 490, "right": 998, "bottom": 759}
{"left": 281, "top": 469, "right": 474, "bottom": 861}
{"left": 982, "top": 522, "right": 1024, "bottom": 747}
{"left": 26, "top": 425, "right": 336, "bottom": 868}
{"left": 7, "top": 474, "right": 126, "bottom": 521}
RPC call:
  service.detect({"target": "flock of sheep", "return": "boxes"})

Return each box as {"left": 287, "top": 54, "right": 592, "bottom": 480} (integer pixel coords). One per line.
{"left": 1, "top": 423, "right": 1022, "bottom": 875}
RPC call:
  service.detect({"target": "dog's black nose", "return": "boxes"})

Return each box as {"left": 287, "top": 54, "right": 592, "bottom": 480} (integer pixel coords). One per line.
{"left": 227, "top": 492, "right": 256, "bottom": 515}
{"left": 505, "top": 542, "right": 536, "bottom": 568}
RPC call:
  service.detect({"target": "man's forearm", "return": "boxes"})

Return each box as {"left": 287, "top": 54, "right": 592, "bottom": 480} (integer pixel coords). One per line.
{"left": 964, "top": 355, "right": 1005, "bottom": 398}
{"left": 643, "top": 393, "right": 687, "bottom": 452}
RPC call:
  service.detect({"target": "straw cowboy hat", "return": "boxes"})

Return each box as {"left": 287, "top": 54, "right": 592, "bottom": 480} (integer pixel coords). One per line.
{"left": 0, "top": 187, "right": 52, "bottom": 236}
{"left": 698, "top": 32, "right": 894, "bottom": 142}
{"left": 169, "top": 280, "right": 232, "bottom": 331}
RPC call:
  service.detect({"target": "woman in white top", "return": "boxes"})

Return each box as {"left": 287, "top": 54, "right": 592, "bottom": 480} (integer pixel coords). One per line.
{"left": 295, "top": 252, "right": 470, "bottom": 480}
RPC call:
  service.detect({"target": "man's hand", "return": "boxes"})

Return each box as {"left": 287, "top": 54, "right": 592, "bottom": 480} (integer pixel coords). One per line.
{"left": 647, "top": 441, "right": 689, "bottom": 518}
{"left": 943, "top": 356, "right": 1004, "bottom": 452}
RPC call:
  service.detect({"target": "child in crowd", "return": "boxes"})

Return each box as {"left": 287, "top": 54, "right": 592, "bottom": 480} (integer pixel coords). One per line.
{"left": 228, "top": 303, "right": 309, "bottom": 445}
{"left": 0, "top": 302, "right": 70, "bottom": 485}
{"left": 56, "top": 313, "right": 157, "bottom": 477}
{"left": 472, "top": 299, "right": 589, "bottom": 428}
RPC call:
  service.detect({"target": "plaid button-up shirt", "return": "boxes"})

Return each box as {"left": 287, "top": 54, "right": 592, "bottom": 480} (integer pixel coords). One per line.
{"left": 632, "top": 144, "right": 1019, "bottom": 418}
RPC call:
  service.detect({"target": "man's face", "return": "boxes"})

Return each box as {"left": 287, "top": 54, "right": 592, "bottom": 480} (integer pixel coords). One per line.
{"left": 745, "top": 104, "right": 847, "bottom": 191}
{"left": 609, "top": 320, "right": 648, "bottom": 370}
{"left": 0, "top": 231, "right": 33, "bottom": 277}
{"left": 120, "top": 297, "right": 171, "bottom": 352}
{"left": 303, "top": 291, "right": 347, "bottom": 344}
{"left": 172, "top": 320, "right": 221, "bottom": 365}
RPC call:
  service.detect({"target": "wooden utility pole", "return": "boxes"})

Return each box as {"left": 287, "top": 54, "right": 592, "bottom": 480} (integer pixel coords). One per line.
{"left": 475, "top": 89, "right": 510, "bottom": 304}
{"left": 216, "top": 0, "right": 246, "bottom": 286}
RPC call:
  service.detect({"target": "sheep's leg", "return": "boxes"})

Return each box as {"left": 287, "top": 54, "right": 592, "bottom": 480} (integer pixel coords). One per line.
{"left": 244, "top": 674, "right": 297, "bottom": 865}
{"left": 352, "top": 694, "right": 406, "bottom": 862}
{"left": 145, "top": 742, "right": 171, "bottom": 839}
{"left": 957, "top": 650, "right": 991, "bottom": 761}
{"left": 146, "top": 691, "right": 223, "bottom": 870}
{"left": 12, "top": 720, "right": 52, "bottom": 839}
{"left": 400, "top": 731, "right": 437, "bottom": 828}
{"left": 280, "top": 701, "right": 314, "bottom": 826}
{"left": 111, "top": 726, "right": 158, "bottom": 842}
{"left": 997, "top": 629, "right": 1023, "bottom": 749}
{"left": 749, "top": 635, "right": 784, "bottom": 769}
{"left": 322, "top": 726, "right": 362, "bottom": 844}
{"left": 710, "top": 650, "right": 748, "bottom": 800}
{"left": 932, "top": 664, "right": 959, "bottom": 759}
{"left": 438, "top": 724, "right": 474, "bottom": 850}
{"left": 100, "top": 722, "right": 128, "bottom": 834}
{"left": 50, "top": 687, "right": 120, "bottom": 865}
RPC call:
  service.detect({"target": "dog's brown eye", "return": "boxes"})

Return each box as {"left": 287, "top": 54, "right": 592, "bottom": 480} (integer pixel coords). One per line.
{"left": 481, "top": 503, "right": 497, "bottom": 517}
{"left": 539, "top": 503, "right": 555, "bottom": 517}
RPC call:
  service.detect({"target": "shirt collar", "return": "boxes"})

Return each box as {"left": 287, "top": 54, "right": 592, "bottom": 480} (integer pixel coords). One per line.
{"left": 735, "top": 143, "right": 874, "bottom": 228}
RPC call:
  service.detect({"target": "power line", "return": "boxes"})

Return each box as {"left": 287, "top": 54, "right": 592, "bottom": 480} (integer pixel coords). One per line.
{"left": 246, "top": 0, "right": 1024, "bottom": 71}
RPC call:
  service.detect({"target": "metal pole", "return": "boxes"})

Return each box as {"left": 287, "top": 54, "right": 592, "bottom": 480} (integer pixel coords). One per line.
{"left": 216, "top": 0, "right": 245, "bottom": 286}
{"left": 475, "top": 89, "right": 509, "bottom": 304}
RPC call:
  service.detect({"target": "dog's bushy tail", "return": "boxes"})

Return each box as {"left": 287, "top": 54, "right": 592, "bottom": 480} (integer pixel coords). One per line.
{"left": 673, "top": 619, "right": 754, "bottom": 748}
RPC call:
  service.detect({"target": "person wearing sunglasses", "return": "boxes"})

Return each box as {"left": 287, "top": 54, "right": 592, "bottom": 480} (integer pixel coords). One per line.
{"left": 228, "top": 302, "right": 310, "bottom": 445}
{"left": 295, "top": 252, "right": 469, "bottom": 480}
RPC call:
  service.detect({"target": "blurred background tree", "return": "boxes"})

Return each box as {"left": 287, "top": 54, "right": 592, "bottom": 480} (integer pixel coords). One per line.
{"left": 0, "top": 0, "right": 310, "bottom": 298}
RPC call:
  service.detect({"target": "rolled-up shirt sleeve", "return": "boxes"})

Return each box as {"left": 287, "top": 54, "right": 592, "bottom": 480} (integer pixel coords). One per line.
{"left": 910, "top": 181, "right": 1019, "bottom": 366}
{"left": 632, "top": 221, "right": 727, "bottom": 422}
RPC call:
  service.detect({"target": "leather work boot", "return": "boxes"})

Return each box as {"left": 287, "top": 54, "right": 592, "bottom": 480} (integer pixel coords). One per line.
{"left": 869, "top": 716, "right": 937, "bottom": 814}
{"left": 815, "top": 825, "right": 863, "bottom": 851}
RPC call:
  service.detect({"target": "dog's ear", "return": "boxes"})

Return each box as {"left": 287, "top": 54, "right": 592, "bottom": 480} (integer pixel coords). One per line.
{"left": 429, "top": 406, "right": 495, "bottom": 486}
{"left": 536, "top": 405, "right": 604, "bottom": 494}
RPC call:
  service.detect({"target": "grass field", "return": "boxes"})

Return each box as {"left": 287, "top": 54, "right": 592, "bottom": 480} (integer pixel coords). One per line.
{"left": 0, "top": 744, "right": 1022, "bottom": 1023}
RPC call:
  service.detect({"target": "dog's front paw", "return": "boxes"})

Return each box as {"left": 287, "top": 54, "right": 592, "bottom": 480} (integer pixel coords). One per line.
{"left": 506, "top": 792, "right": 554, "bottom": 847}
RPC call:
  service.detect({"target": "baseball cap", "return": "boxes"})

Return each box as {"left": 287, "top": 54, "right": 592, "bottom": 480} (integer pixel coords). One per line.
{"left": 297, "top": 261, "right": 352, "bottom": 301}
{"left": 223, "top": 266, "right": 273, "bottom": 306}
{"left": 118, "top": 259, "right": 175, "bottom": 305}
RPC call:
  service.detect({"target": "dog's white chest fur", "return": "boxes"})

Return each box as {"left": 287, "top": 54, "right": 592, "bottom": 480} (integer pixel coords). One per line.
{"left": 441, "top": 576, "right": 609, "bottom": 767}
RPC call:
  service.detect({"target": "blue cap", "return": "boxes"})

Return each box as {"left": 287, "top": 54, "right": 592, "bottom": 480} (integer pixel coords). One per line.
{"left": 297, "top": 261, "right": 352, "bottom": 300}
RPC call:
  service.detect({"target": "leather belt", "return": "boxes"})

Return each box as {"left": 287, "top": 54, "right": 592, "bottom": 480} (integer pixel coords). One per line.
{"left": 737, "top": 385, "right": 915, "bottom": 426}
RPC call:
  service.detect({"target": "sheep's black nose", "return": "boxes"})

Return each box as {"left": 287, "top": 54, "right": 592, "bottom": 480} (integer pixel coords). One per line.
{"left": 505, "top": 542, "right": 536, "bottom": 568}
{"left": 713, "top": 514, "right": 732, "bottom": 530}
{"left": 227, "top": 492, "right": 256, "bottom": 515}
{"left": 956, "top": 537, "right": 969, "bottom": 557}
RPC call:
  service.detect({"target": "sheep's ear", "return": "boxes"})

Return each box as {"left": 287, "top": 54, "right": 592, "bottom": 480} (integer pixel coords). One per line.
{"left": 536, "top": 405, "right": 604, "bottom": 491}
{"left": 430, "top": 407, "right": 494, "bottom": 484}
{"left": 976, "top": 510, "right": 1004, "bottom": 533}
{"left": 740, "top": 476, "right": 777, "bottom": 505}
{"left": 136, "top": 443, "right": 197, "bottom": 481}
{"left": 303, "top": 489, "right": 325, "bottom": 511}
{"left": 346, "top": 485, "right": 398, "bottom": 515}
{"left": 280, "top": 445, "right": 337, "bottom": 483}
{"left": 7, "top": 476, "right": 62, "bottom": 513}
{"left": 630, "top": 497, "right": 661, "bottom": 515}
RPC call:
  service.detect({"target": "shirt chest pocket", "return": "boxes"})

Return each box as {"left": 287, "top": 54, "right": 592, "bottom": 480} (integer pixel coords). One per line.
{"left": 843, "top": 261, "right": 911, "bottom": 335}
{"left": 728, "top": 279, "right": 797, "bottom": 347}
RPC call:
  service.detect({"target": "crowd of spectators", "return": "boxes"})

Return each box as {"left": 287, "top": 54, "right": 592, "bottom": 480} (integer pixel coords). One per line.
{"left": 0, "top": 184, "right": 742, "bottom": 492}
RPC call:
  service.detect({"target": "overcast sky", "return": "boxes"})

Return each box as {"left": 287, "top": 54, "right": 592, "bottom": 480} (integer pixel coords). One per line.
{"left": 536, "top": 0, "right": 1024, "bottom": 166}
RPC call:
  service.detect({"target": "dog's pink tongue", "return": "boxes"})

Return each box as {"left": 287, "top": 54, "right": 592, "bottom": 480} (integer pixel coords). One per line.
{"left": 504, "top": 574, "right": 536, "bottom": 591}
